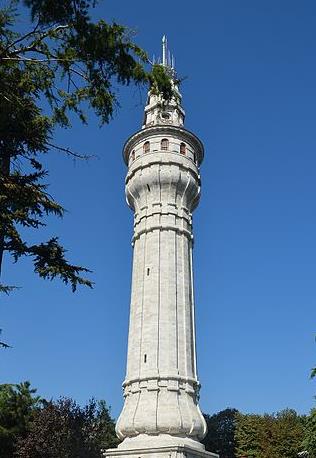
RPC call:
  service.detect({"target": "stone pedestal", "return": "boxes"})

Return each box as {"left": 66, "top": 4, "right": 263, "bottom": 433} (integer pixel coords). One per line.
{"left": 105, "top": 445, "right": 218, "bottom": 458}
{"left": 104, "top": 435, "right": 218, "bottom": 458}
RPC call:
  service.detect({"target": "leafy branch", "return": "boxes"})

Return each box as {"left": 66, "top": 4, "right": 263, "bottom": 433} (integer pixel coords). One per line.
{"left": 0, "top": 0, "right": 176, "bottom": 298}
{"left": 0, "top": 329, "right": 10, "bottom": 348}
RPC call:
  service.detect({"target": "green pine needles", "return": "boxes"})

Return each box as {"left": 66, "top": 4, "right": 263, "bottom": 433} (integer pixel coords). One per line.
{"left": 0, "top": 0, "right": 175, "bottom": 295}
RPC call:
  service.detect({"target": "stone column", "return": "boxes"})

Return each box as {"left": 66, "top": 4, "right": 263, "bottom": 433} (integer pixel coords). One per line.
{"left": 105, "top": 126, "right": 218, "bottom": 458}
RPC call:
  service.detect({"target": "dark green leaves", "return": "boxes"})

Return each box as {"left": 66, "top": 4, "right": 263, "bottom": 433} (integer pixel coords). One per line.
{"left": 22, "top": 0, "right": 94, "bottom": 25}
{"left": 30, "top": 238, "right": 93, "bottom": 291}
{"left": 235, "top": 410, "right": 306, "bottom": 458}
{"left": 15, "top": 395, "right": 118, "bottom": 457}
{"left": 302, "top": 409, "right": 316, "bottom": 457}
{"left": 202, "top": 409, "right": 238, "bottom": 457}
{"left": 0, "top": 382, "right": 41, "bottom": 455}
{"left": 149, "top": 64, "right": 176, "bottom": 102}
{"left": 0, "top": 0, "right": 176, "bottom": 294}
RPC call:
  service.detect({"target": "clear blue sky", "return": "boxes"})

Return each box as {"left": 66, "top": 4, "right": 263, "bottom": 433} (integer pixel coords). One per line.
{"left": 2, "top": 0, "right": 316, "bottom": 418}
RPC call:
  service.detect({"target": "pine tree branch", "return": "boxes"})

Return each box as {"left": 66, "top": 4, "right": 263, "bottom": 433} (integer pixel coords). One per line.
{"left": 3, "top": 18, "right": 41, "bottom": 51}
{"left": 0, "top": 150, "right": 11, "bottom": 276}
{"left": 68, "top": 67, "right": 89, "bottom": 81}
{"left": 1, "top": 56, "right": 75, "bottom": 62}
{"left": 0, "top": 284, "right": 18, "bottom": 294}
{"left": 0, "top": 329, "right": 11, "bottom": 348}
{"left": 47, "top": 142, "right": 96, "bottom": 160}
{"left": 27, "top": 238, "right": 94, "bottom": 292}
{"left": 3, "top": 24, "right": 70, "bottom": 57}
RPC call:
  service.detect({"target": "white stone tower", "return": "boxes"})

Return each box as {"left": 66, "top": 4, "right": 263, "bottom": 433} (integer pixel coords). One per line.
{"left": 106, "top": 38, "right": 218, "bottom": 458}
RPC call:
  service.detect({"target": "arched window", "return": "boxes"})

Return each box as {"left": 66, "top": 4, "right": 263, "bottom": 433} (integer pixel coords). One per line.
{"left": 131, "top": 150, "right": 135, "bottom": 161}
{"left": 161, "top": 138, "right": 169, "bottom": 151}
{"left": 180, "top": 142, "right": 186, "bottom": 155}
{"left": 143, "top": 141, "right": 150, "bottom": 153}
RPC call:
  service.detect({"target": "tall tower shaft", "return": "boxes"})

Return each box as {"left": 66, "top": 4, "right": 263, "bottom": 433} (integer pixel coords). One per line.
{"left": 106, "top": 39, "right": 217, "bottom": 458}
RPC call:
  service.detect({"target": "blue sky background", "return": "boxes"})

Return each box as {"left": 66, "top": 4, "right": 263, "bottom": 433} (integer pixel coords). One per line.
{"left": 2, "top": 0, "right": 316, "bottom": 418}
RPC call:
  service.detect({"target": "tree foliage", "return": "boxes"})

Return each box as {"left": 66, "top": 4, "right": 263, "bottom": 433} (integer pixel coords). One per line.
{"left": 272, "top": 409, "right": 306, "bottom": 458}
{"left": 235, "top": 409, "right": 305, "bottom": 458}
{"left": 149, "top": 64, "right": 178, "bottom": 101}
{"left": 235, "top": 413, "right": 263, "bottom": 458}
{"left": 15, "top": 397, "right": 118, "bottom": 457}
{"left": 0, "top": 382, "right": 314, "bottom": 458}
{"left": 0, "top": 382, "right": 41, "bottom": 456}
{"left": 0, "top": 0, "right": 174, "bottom": 293}
{"left": 302, "top": 408, "right": 316, "bottom": 457}
{"left": 0, "top": 381, "right": 118, "bottom": 457}
{"left": 311, "top": 336, "right": 316, "bottom": 382}
{"left": 203, "top": 408, "right": 238, "bottom": 458}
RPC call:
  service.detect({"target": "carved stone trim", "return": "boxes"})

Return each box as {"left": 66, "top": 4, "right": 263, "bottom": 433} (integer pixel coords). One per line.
{"left": 123, "top": 375, "right": 201, "bottom": 389}
{"left": 132, "top": 224, "right": 193, "bottom": 243}
{"left": 125, "top": 153, "right": 200, "bottom": 184}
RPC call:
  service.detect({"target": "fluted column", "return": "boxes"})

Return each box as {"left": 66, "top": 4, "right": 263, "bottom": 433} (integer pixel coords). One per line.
{"left": 116, "top": 145, "right": 207, "bottom": 449}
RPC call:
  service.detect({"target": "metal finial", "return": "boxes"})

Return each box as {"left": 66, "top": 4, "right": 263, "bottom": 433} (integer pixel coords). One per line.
{"left": 162, "top": 35, "right": 167, "bottom": 66}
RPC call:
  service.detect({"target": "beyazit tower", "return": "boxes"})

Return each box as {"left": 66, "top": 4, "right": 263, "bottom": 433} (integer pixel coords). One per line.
{"left": 105, "top": 38, "right": 218, "bottom": 458}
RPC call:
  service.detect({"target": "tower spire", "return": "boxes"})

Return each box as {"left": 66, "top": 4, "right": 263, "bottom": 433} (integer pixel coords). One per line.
{"left": 143, "top": 37, "right": 184, "bottom": 128}
{"left": 162, "top": 35, "right": 167, "bottom": 66}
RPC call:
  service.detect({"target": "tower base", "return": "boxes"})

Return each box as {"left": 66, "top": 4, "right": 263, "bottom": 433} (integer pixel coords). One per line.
{"left": 105, "top": 444, "right": 219, "bottom": 458}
